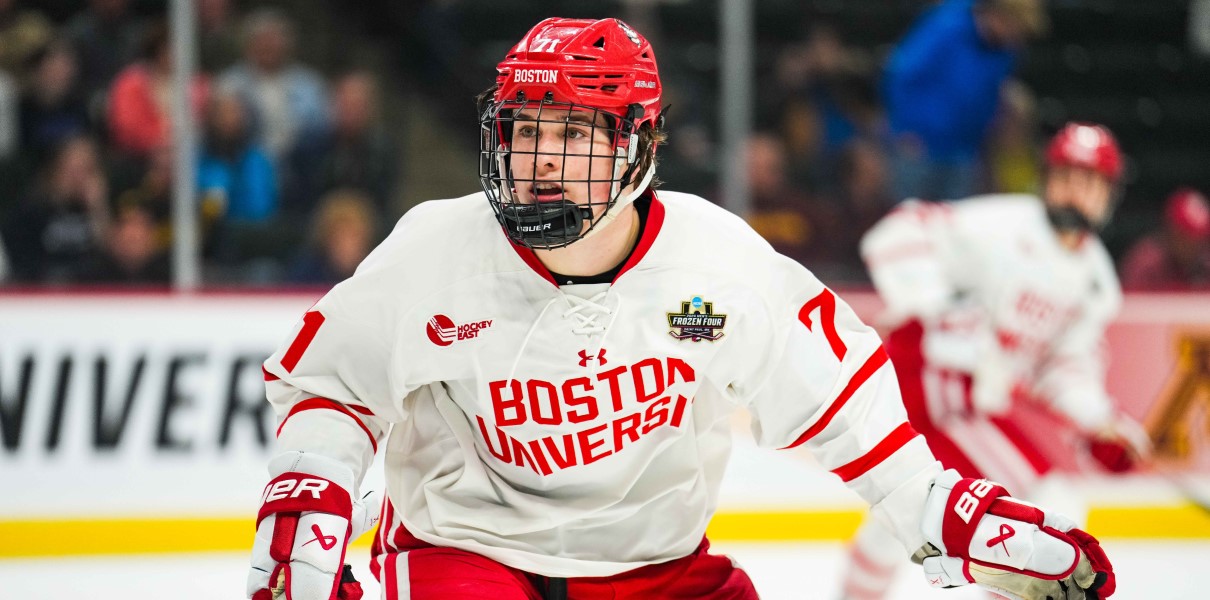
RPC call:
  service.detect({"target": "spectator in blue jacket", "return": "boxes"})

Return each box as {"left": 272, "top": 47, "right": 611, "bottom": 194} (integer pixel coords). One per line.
{"left": 198, "top": 91, "right": 276, "bottom": 223}
{"left": 197, "top": 91, "right": 280, "bottom": 266}
{"left": 883, "top": 0, "right": 1046, "bottom": 202}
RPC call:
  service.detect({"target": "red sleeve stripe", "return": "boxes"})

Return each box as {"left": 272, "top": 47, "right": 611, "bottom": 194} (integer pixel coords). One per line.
{"left": 831, "top": 421, "right": 919, "bottom": 482}
{"left": 782, "top": 346, "right": 890, "bottom": 449}
{"left": 262, "top": 366, "right": 280, "bottom": 382}
{"left": 281, "top": 311, "right": 325, "bottom": 373}
{"left": 277, "top": 397, "right": 378, "bottom": 453}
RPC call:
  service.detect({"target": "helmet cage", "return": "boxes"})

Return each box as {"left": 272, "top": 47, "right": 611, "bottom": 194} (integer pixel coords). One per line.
{"left": 480, "top": 91, "right": 646, "bottom": 249}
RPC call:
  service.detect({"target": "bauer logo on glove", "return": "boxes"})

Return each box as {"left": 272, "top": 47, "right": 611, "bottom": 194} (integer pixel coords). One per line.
{"left": 248, "top": 452, "right": 382, "bottom": 600}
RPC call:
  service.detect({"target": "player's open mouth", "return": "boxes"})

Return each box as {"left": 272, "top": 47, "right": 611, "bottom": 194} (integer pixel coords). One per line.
{"left": 531, "top": 182, "right": 566, "bottom": 203}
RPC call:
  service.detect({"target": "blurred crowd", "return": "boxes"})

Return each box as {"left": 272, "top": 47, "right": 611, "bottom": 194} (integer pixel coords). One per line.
{"left": 0, "top": 0, "right": 398, "bottom": 287}
{"left": 645, "top": 0, "right": 1049, "bottom": 283}
{"left": 694, "top": 0, "right": 1210, "bottom": 287}
{"left": 0, "top": 0, "right": 1207, "bottom": 290}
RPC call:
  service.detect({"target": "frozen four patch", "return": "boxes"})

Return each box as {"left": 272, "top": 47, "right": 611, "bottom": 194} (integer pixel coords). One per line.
{"left": 667, "top": 296, "right": 726, "bottom": 342}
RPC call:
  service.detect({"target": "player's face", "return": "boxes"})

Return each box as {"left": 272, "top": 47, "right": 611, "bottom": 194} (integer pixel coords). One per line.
{"left": 1045, "top": 165, "right": 1113, "bottom": 228}
{"left": 508, "top": 107, "right": 619, "bottom": 219}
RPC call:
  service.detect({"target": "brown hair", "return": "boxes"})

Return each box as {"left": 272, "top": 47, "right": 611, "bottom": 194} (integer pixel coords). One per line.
{"left": 635, "top": 120, "right": 667, "bottom": 189}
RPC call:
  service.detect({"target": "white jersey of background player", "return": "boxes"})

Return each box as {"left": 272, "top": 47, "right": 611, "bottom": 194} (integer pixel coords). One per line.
{"left": 245, "top": 18, "right": 1116, "bottom": 600}
{"left": 839, "top": 123, "right": 1141, "bottom": 600}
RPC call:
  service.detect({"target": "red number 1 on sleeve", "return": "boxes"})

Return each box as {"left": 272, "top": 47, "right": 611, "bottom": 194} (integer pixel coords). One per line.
{"left": 281, "top": 311, "right": 325, "bottom": 373}
{"left": 798, "top": 289, "right": 847, "bottom": 361}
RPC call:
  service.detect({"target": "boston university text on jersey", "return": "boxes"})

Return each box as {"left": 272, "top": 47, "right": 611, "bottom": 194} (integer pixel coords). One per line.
{"left": 481, "top": 356, "right": 695, "bottom": 476}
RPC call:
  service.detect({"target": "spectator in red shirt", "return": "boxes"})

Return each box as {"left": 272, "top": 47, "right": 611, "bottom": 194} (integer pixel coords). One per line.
{"left": 107, "top": 22, "right": 208, "bottom": 160}
{"left": 1120, "top": 187, "right": 1210, "bottom": 289}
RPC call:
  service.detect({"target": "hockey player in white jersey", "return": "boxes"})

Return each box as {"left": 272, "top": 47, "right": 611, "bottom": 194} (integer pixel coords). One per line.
{"left": 839, "top": 123, "right": 1142, "bottom": 600}
{"left": 246, "top": 18, "right": 1115, "bottom": 600}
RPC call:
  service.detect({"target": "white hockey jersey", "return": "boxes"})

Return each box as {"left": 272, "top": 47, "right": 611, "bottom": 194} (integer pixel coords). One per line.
{"left": 860, "top": 194, "right": 1122, "bottom": 431}
{"left": 263, "top": 190, "right": 940, "bottom": 577}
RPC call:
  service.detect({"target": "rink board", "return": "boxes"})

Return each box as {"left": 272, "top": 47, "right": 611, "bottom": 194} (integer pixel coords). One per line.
{"left": 2, "top": 291, "right": 1209, "bottom": 557}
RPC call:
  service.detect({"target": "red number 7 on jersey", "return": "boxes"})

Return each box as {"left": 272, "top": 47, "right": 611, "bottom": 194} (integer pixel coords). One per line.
{"left": 797, "top": 289, "right": 847, "bottom": 361}
{"left": 281, "top": 310, "right": 325, "bottom": 373}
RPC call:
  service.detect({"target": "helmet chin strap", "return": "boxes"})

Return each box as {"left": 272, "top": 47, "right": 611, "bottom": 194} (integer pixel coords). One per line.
{"left": 579, "top": 148, "right": 654, "bottom": 242}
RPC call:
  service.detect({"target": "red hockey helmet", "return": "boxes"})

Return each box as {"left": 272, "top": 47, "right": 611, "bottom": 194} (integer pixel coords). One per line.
{"left": 1166, "top": 187, "right": 1210, "bottom": 240}
{"left": 1045, "top": 122, "right": 1123, "bottom": 183}
{"left": 492, "top": 17, "right": 662, "bottom": 131}
{"left": 479, "top": 18, "right": 664, "bottom": 249}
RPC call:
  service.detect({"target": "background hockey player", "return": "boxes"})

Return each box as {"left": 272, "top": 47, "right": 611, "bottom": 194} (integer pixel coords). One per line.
{"left": 840, "top": 122, "right": 1144, "bottom": 599}
{"left": 246, "top": 18, "right": 1115, "bottom": 600}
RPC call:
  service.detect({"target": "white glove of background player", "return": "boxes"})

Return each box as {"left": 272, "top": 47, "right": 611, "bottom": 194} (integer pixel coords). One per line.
{"left": 921, "top": 311, "right": 1016, "bottom": 416}
{"left": 914, "top": 470, "right": 1115, "bottom": 599}
{"left": 247, "top": 451, "right": 381, "bottom": 600}
{"left": 971, "top": 346, "right": 1015, "bottom": 415}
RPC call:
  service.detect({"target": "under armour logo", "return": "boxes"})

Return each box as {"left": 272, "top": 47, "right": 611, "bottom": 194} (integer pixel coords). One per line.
{"left": 929, "top": 577, "right": 943, "bottom": 586}
{"left": 578, "top": 348, "right": 607, "bottom": 367}
{"left": 986, "top": 523, "right": 1016, "bottom": 556}
{"left": 302, "top": 523, "right": 337, "bottom": 550}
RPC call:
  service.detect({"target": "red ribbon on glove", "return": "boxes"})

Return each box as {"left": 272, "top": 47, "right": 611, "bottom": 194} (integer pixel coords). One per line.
{"left": 987, "top": 524, "right": 1015, "bottom": 556}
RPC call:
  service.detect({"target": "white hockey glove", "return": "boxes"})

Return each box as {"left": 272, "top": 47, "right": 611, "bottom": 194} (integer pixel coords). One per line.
{"left": 914, "top": 470, "right": 1116, "bottom": 599}
{"left": 247, "top": 451, "right": 382, "bottom": 600}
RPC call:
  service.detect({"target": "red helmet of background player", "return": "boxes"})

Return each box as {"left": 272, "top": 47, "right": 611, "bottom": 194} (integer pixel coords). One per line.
{"left": 479, "top": 18, "right": 664, "bottom": 249}
{"left": 1165, "top": 187, "right": 1210, "bottom": 240}
{"left": 1045, "top": 122, "right": 1123, "bottom": 183}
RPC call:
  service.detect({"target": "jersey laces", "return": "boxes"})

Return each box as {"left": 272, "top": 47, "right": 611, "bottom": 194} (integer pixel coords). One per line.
{"left": 504, "top": 290, "right": 619, "bottom": 385}
{"left": 562, "top": 291, "right": 612, "bottom": 335}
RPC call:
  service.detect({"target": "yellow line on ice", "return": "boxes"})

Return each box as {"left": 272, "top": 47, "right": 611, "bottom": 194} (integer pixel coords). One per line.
{"left": 2, "top": 505, "right": 1208, "bottom": 558}
{"left": 704, "top": 509, "right": 865, "bottom": 542}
